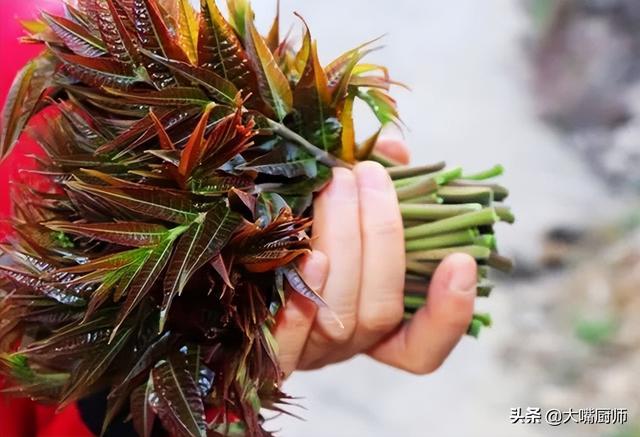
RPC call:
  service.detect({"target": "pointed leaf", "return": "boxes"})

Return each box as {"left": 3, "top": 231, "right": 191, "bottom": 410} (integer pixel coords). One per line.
{"left": 178, "top": 103, "right": 215, "bottom": 179}
{"left": 110, "top": 332, "right": 172, "bottom": 400}
{"left": 225, "top": 0, "right": 250, "bottom": 39}
{"left": 59, "top": 327, "right": 133, "bottom": 407}
{"left": 161, "top": 205, "right": 241, "bottom": 329}
{"left": 131, "top": 379, "right": 157, "bottom": 437}
{"left": 149, "top": 109, "right": 177, "bottom": 151}
{"left": 45, "top": 222, "right": 169, "bottom": 247}
{"left": 112, "top": 234, "right": 179, "bottom": 338}
{"left": 339, "top": 92, "right": 356, "bottom": 162}
{"left": 141, "top": 50, "right": 239, "bottom": 104}
{"left": 198, "top": 0, "right": 259, "bottom": 97}
{"left": 244, "top": 16, "right": 292, "bottom": 120}
{"left": 104, "top": 86, "right": 211, "bottom": 107}
{"left": 41, "top": 12, "right": 106, "bottom": 57}
{"left": 243, "top": 158, "right": 318, "bottom": 179}
{"left": 65, "top": 180, "right": 200, "bottom": 224}
{"left": 132, "top": 0, "right": 186, "bottom": 88}
{"left": 96, "top": 0, "right": 139, "bottom": 63}
{"left": 293, "top": 24, "right": 336, "bottom": 151}
{"left": 325, "top": 37, "right": 381, "bottom": 103}
{"left": 175, "top": 0, "right": 199, "bottom": 64}
{"left": 54, "top": 50, "right": 140, "bottom": 90}
{"left": 280, "top": 265, "right": 343, "bottom": 328}
{"left": 151, "top": 358, "right": 206, "bottom": 437}
{"left": 266, "top": 0, "right": 280, "bottom": 52}
{"left": 357, "top": 89, "right": 400, "bottom": 125}
{"left": 1, "top": 55, "right": 55, "bottom": 160}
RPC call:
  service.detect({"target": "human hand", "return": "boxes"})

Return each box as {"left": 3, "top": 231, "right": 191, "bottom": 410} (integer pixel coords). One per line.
{"left": 274, "top": 139, "right": 477, "bottom": 377}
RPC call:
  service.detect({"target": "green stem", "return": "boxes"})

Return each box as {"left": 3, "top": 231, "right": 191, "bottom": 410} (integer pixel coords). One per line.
{"left": 406, "top": 245, "right": 492, "bottom": 261}
{"left": 396, "top": 178, "right": 438, "bottom": 201}
{"left": 495, "top": 205, "right": 515, "bottom": 224}
{"left": 404, "top": 294, "right": 426, "bottom": 309}
{"left": 474, "top": 234, "right": 497, "bottom": 250}
{"left": 400, "top": 203, "right": 482, "bottom": 221}
{"left": 267, "top": 120, "right": 352, "bottom": 169}
{"left": 405, "top": 230, "right": 478, "bottom": 252}
{"left": 406, "top": 260, "right": 438, "bottom": 275}
{"left": 387, "top": 162, "right": 446, "bottom": 180}
{"left": 404, "top": 208, "right": 499, "bottom": 240}
{"left": 437, "top": 186, "right": 493, "bottom": 205}
{"left": 400, "top": 194, "right": 443, "bottom": 204}
{"left": 393, "top": 167, "right": 462, "bottom": 189}
{"left": 462, "top": 164, "right": 504, "bottom": 180}
{"left": 370, "top": 151, "right": 403, "bottom": 167}
{"left": 450, "top": 182, "right": 509, "bottom": 201}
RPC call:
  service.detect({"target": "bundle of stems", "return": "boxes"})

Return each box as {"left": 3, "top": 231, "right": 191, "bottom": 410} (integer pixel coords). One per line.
{"left": 273, "top": 120, "right": 515, "bottom": 336}
{"left": 386, "top": 159, "right": 513, "bottom": 336}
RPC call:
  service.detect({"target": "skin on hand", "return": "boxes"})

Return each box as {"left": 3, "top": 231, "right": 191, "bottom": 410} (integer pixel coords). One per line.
{"left": 274, "top": 139, "right": 476, "bottom": 377}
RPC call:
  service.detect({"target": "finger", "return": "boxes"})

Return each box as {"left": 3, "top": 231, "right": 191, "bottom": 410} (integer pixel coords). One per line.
{"left": 274, "top": 251, "right": 329, "bottom": 377}
{"left": 309, "top": 168, "right": 362, "bottom": 341}
{"left": 368, "top": 254, "right": 476, "bottom": 374}
{"left": 375, "top": 138, "right": 411, "bottom": 165}
{"left": 352, "top": 161, "right": 405, "bottom": 343}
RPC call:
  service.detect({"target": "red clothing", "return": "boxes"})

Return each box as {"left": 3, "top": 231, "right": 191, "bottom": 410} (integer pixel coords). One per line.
{"left": 0, "top": 2, "right": 93, "bottom": 434}
{"left": 0, "top": 399, "right": 93, "bottom": 437}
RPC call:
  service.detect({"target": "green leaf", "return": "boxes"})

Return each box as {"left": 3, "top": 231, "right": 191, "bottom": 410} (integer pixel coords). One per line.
{"left": 0, "top": 354, "right": 69, "bottom": 401}
{"left": 151, "top": 358, "right": 206, "bottom": 437}
{"left": 1, "top": 55, "right": 55, "bottom": 160}
{"left": 45, "top": 222, "right": 169, "bottom": 247}
{"left": 161, "top": 205, "right": 241, "bottom": 330}
{"left": 112, "top": 233, "right": 182, "bottom": 339}
{"left": 357, "top": 89, "right": 400, "bottom": 125}
{"left": 65, "top": 180, "right": 201, "bottom": 224}
{"left": 244, "top": 13, "right": 292, "bottom": 120}
{"left": 41, "top": 11, "right": 106, "bottom": 58}
{"left": 226, "top": 0, "right": 250, "bottom": 39}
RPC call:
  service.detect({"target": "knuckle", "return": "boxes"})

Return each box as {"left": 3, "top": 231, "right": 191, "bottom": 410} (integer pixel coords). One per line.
{"left": 359, "top": 300, "right": 404, "bottom": 333}
{"left": 366, "top": 215, "right": 403, "bottom": 239}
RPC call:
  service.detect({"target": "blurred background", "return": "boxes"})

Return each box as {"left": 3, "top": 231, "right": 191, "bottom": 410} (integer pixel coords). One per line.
{"left": 1, "top": 0, "right": 639, "bottom": 436}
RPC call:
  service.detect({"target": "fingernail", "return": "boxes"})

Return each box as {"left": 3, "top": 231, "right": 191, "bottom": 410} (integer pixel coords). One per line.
{"left": 356, "top": 161, "right": 391, "bottom": 191}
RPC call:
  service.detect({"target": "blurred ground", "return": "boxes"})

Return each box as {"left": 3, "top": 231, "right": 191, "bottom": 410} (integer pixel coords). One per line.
{"left": 244, "top": 1, "right": 638, "bottom": 436}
